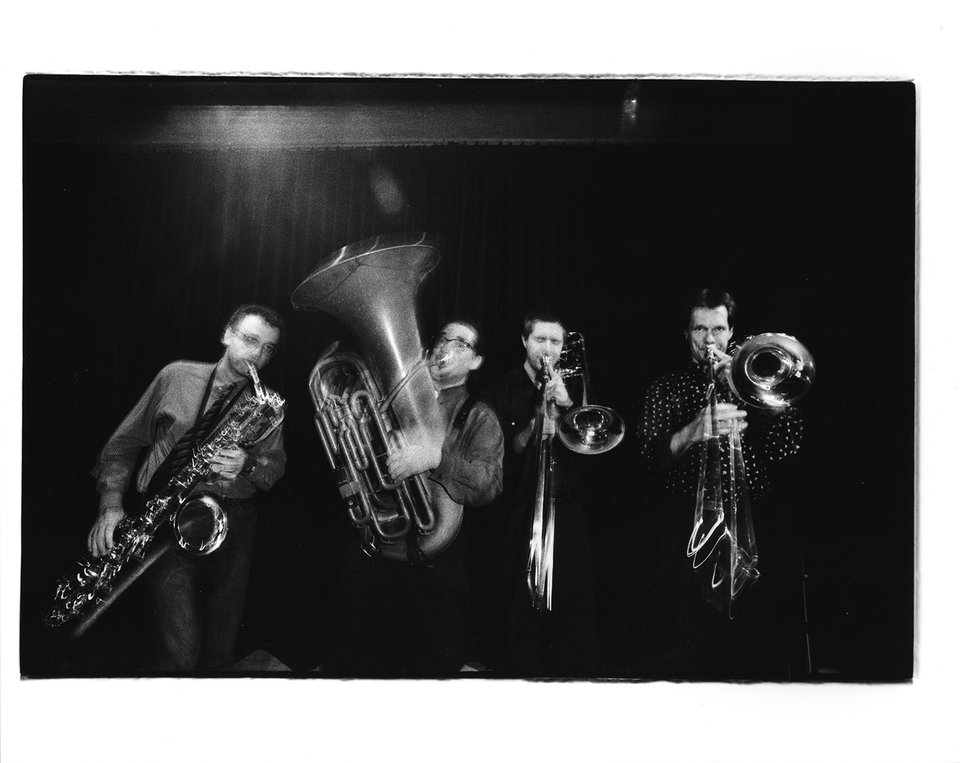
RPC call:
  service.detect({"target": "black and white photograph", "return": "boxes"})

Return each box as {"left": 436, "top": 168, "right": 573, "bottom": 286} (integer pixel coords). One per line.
{"left": 5, "top": 8, "right": 959, "bottom": 762}
{"left": 20, "top": 75, "right": 916, "bottom": 684}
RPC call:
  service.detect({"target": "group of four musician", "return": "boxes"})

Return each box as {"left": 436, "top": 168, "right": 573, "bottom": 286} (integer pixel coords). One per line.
{"left": 81, "top": 289, "right": 803, "bottom": 678}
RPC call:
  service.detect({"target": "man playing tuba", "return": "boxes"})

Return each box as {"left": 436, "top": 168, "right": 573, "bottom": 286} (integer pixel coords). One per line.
{"left": 639, "top": 288, "right": 804, "bottom": 679}
{"left": 88, "top": 304, "right": 287, "bottom": 672}
{"left": 325, "top": 317, "right": 503, "bottom": 676}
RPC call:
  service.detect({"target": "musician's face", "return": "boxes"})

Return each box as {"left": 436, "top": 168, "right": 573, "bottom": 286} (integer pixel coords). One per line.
{"left": 686, "top": 306, "right": 733, "bottom": 364}
{"left": 222, "top": 314, "right": 281, "bottom": 376}
{"left": 429, "top": 322, "right": 482, "bottom": 389}
{"left": 522, "top": 321, "right": 565, "bottom": 372}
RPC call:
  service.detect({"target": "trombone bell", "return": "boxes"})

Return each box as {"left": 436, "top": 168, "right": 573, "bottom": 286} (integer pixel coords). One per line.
{"left": 726, "top": 333, "right": 816, "bottom": 410}
{"left": 558, "top": 405, "right": 625, "bottom": 455}
{"left": 553, "top": 331, "right": 625, "bottom": 455}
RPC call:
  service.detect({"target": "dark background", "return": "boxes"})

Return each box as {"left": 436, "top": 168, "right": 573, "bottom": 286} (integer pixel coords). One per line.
{"left": 21, "top": 76, "right": 915, "bottom": 681}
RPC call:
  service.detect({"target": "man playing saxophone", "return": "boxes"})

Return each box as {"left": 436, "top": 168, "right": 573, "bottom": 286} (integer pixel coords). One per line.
{"left": 639, "top": 288, "right": 804, "bottom": 679}
{"left": 326, "top": 317, "right": 503, "bottom": 676}
{"left": 87, "top": 304, "right": 287, "bottom": 672}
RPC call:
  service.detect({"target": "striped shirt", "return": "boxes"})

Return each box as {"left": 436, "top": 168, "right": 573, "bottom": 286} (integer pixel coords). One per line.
{"left": 92, "top": 360, "right": 286, "bottom": 509}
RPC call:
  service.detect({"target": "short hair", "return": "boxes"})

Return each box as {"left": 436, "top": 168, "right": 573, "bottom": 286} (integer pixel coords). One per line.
{"left": 439, "top": 316, "right": 486, "bottom": 357}
{"left": 521, "top": 309, "right": 566, "bottom": 340}
{"left": 683, "top": 289, "right": 737, "bottom": 329}
{"left": 226, "top": 304, "right": 286, "bottom": 345}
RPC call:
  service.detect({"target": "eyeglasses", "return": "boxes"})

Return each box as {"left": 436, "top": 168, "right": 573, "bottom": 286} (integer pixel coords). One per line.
{"left": 237, "top": 331, "right": 278, "bottom": 357}
{"left": 432, "top": 334, "right": 475, "bottom": 353}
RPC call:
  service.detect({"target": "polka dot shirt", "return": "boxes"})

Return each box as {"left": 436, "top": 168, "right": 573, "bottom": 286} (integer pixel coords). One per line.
{"left": 639, "top": 361, "right": 803, "bottom": 500}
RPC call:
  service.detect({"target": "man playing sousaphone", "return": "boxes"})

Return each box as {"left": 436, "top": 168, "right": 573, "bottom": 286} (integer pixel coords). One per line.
{"left": 639, "top": 288, "right": 806, "bottom": 679}
{"left": 325, "top": 317, "right": 503, "bottom": 677}
{"left": 84, "top": 304, "right": 287, "bottom": 672}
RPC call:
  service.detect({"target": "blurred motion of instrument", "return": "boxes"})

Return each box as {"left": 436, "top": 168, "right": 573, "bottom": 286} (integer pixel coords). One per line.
{"left": 292, "top": 233, "right": 462, "bottom": 563}
{"left": 45, "top": 363, "right": 285, "bottom": 638}
{"left": 527, "top": 355, "right": 559, "bottom": 613}
{"left": 688, "top": 333, "right": 815, "bottom": 616}
{"left": 527, "top": 331, "right": 624, "bottom": 612}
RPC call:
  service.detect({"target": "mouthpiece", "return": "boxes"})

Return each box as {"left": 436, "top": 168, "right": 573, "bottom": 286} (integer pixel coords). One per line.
{"left": 247, "top": 362, "right": 264, "bottom": 397}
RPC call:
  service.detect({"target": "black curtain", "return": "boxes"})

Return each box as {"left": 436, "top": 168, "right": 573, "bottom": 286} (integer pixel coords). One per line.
{"left": 22, "top": 80, "right": 915, "bottom": 680}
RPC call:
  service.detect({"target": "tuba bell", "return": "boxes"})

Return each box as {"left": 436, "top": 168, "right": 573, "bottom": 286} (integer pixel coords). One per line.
{"left": 291, "top": 233, "right": 461, "bottom": 563}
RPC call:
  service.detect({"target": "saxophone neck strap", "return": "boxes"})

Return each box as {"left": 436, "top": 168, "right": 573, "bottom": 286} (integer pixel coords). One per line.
{"left": 177, "top": 368, "right": 219, "bottom": 458}
{"left": 192, "top": 370, "right": 250, "bottom": 450}
{"left": 218, "top": 376, "right": 252, "bottom": 421}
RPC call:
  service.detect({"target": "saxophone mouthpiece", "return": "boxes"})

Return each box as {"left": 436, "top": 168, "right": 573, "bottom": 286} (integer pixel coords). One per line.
{"left": 247, "top": 362, "right": 265, "bottom": 397}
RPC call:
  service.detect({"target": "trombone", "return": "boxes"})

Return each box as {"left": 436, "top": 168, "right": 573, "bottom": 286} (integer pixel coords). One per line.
{"left": 688, "top": 333, "right": 815, "bottom": 617}
{"left": 526, "top": 331, "right": 624, "bottom": 612}
{"left": 556, "top": 332, "right": 626, "bottom": 455}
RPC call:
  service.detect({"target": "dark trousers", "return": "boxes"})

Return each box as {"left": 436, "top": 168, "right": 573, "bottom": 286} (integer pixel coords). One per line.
{"left": 327, "top": 540, "right": 470, "bottom": 677}
{"left": 141, "top": 499, "right": 257, "bottom": 672}
{"left": 486, "top": 497, "right": 600, "bottom": 677}
{"left": 650, "top": 493, "right": 801, "bottom": 680}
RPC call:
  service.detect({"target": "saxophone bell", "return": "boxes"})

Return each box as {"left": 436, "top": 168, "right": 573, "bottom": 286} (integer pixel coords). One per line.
{"left": 172, "top": 493, "right": 229, "bottom": 556}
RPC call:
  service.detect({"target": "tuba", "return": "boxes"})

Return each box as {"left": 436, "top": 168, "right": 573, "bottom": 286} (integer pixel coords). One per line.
{"left": 527, "top": 331, "right": 624, "bottom": 612}
{"left": 45, "top": 363, "right": 285, "bottom": 638}
{"left": 687, "top": 333, "right": 814, "bottom": 617}
{"left": 291, "top": 233, "right": 461, "bottom": 563}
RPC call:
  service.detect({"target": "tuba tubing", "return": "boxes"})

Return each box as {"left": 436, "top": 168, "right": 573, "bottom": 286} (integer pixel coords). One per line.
{"left": 293, "top": 234, "right": 462, "bottom": 562}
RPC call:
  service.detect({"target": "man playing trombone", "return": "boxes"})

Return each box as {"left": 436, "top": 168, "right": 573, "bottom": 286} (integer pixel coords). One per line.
{"left": 479, "top": 310, "right": 600, "bottom": 676}
{"left": 639, "top": 288, "right": 805, "bottom": 679}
